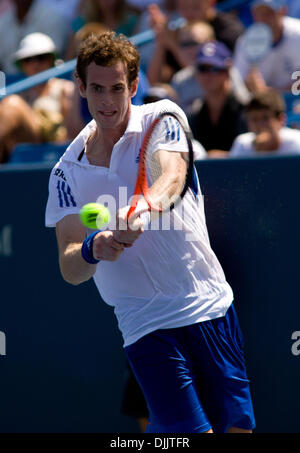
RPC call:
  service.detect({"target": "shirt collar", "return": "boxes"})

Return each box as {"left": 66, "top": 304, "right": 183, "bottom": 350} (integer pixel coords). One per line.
{"left": 125, "top": 104, "right": 143, "bottom": 134}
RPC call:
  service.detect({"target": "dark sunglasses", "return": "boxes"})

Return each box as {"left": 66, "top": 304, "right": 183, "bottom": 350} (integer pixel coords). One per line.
{"left": 197, "top": 64, "right": 227, "bottom": 74}
{"left": 20, "top": 53, "right": 53, "bottom": 64}
{"left": 179, "top": 40, "right": 200, "bottom": 48}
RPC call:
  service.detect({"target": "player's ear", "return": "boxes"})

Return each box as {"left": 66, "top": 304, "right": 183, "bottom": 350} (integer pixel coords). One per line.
{"left": 130, "top": 77, "right": 139, "bottom": 99}
{"left": 76, "top": 74, "right": 87, "bottom": 98}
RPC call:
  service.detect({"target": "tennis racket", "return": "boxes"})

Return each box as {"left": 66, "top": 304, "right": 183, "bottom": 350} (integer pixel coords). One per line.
{"left": 126, "top": 110, "right": 194, "bottom": 228}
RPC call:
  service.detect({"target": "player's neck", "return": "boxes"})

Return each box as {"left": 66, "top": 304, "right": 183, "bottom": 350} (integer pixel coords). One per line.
{"left": 85, "top": 126, "right": 124, "bottom": 167}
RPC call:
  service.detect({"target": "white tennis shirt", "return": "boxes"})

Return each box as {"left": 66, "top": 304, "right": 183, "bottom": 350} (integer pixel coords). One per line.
{"left": 45, "top": 100, "right": 233, "bottom": 346}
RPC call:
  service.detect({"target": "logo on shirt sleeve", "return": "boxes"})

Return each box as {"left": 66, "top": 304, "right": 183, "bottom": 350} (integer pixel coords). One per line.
{"left": 56, "top": 180, "right": 77, "bottom": 208}
{"left": 163, "top": 117, "right": 181, "bottom": 142}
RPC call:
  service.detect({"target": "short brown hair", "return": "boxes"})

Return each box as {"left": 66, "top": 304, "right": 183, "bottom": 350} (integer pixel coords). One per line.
{"left": 246, "top": 89, "right": 286, "bottom": 118}
{"left": 76, "top": 31, "right": 140, "bottom": 87}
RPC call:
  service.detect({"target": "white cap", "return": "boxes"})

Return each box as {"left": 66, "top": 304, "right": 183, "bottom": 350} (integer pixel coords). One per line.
{"left": 14, "top": 33, "right": 56, "bottom": 62}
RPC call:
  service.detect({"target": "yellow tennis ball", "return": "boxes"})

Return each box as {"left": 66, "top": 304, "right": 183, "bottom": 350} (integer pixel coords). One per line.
{"left": 96, "top": 204, "right": 111, "bottom": 229}
{"left": 79, "top": 203, "right": 110, "bottom": 229}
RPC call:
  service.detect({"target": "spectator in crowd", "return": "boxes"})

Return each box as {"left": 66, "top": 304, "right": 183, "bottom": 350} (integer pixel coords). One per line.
{"left": 0, "top": 33, "right": 74, "bottom": 164}
{"left": 146, "top": 0, "right": 244, "bottom": 85}
{"left": 69, "top": 0, "right": 139, "bottom": 38}
{"left": 170, "top": 21, "right": 250, "bottom": 115}
{"left": 133, "top": 0, "right": 177, "bottom": 72}
{"left": 229, "top": 89, "right": 300, "bottom": 157}
{"left": 175, "top": 0, "right": 244, "bottom": 51}
{"left": 65, "top": 0, "right": 140, "bottom": 63}
{"left": 148, "top": 0, "right": 244, "bottom": 54}
{"left": 38, "top": 0, "right": 81, "bottom": 23}
{"left": 0, "top": 0, "right": 69, "bottom": 75}
{"left": 233, "top": 0, "right": 300, "bottom": 94}
{"left": 188, "top": 41, "right": 248, "bottom": 158}
{"left": 147, "top": 17, "right": 214, "bottom": 85}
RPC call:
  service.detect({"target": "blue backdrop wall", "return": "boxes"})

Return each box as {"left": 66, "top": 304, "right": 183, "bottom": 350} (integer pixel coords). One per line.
{"left": 0, "top": 156, "right": 300, "bottom": 433}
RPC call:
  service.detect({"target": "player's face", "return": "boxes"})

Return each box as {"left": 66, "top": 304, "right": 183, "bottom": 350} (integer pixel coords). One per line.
{"left": 247, "top": 109, "right": 282, "bottom": 134}
{"left": 79, "top": 61, "right": 138, "bottom": 134}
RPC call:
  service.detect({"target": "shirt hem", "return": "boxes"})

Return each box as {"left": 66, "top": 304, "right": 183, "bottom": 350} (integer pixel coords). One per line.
{"left": 122, "top": 296, "right": 233, "bottom": 348}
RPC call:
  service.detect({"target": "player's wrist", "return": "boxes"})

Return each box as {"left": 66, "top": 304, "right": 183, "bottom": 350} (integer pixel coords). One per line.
{"left": 81, "top": 231, "right": 101, "bottom": 264}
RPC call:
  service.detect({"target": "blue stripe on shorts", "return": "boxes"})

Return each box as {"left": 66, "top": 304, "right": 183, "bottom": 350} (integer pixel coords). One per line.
{"left": 125, "top": 303, "right": 255, "bottom": 433}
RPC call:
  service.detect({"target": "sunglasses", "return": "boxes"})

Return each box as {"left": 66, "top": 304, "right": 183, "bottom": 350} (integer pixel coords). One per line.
{"left": 20, "top": 54, "right": 53, "bottom": 64}
{"left": 197, "top": 64, "right": 227, "bottom": 74}
{"left": 179, "top": 40, "right": 200, "bottom": 48}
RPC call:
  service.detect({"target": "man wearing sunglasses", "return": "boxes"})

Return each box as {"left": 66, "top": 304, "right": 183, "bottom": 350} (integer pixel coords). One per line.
{"left": 188, "top": 40, "right": 248, "bottom": 158}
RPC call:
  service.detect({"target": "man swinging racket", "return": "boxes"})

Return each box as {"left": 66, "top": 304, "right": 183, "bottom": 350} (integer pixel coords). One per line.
{"left": 45, "top": 31, "right": 255, "bottom": 433}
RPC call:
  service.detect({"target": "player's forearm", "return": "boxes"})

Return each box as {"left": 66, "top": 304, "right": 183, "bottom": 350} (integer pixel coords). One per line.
{"left": 149, "top": 173, "right": 182, "bottom": 205}
{"left": 59, "top": 242, "right": 97, "bottom": 286}
{"left": 149, "top": 152, "right": 187, "bottom": 205}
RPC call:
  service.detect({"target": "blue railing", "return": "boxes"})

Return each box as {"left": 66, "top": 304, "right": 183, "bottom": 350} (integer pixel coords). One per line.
{"left": 1, "top": 0, "right": 251, "bottom": 99}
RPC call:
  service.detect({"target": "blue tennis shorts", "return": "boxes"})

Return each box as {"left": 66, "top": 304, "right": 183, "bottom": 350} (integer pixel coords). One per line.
{"left": 125, "top": 303, "right": 255, "bottom": 433}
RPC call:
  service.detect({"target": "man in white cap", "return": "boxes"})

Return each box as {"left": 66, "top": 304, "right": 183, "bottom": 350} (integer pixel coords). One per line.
{"left": 0, "top": 32, "right": 74, "bottom": 164}
{"left": 14, "top": 32, "right": 57, "bottom": 78}
{"left": 0, "top": 0, "right": 69, "bottom": 75}
{"left": 233, "top": 0, "right": 300, "bottom": 93}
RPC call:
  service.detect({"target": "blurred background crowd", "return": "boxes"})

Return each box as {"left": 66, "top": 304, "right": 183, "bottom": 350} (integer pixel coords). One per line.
{"left": 1, "top": 0, "right": 300, "bottom": 164}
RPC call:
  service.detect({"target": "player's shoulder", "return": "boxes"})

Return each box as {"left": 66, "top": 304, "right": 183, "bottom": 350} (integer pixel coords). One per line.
{"left": 141, "top": 99, "right": 182, "bottom": 113}
{"left": 141, "top": 99, "right": 188, "bottom": 125}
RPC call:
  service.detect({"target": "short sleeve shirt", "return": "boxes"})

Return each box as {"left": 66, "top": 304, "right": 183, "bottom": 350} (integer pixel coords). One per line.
{"left": 45, "top": 100, "right": 233, "bottom": 346}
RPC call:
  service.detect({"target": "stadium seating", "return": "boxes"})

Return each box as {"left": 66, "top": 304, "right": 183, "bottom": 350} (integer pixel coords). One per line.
{"left": 9, "top": 142, "right": 69, "bottom": 164}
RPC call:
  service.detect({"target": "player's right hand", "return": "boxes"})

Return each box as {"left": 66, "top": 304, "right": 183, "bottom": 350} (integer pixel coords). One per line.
{"left": 92, "top": 230, "right": 125, "bottom": 261}
{"left": 114, "top": 205, "right": 144, "bottom": 246}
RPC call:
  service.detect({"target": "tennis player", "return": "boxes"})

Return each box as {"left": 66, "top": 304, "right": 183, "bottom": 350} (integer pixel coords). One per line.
{"left": 45, "top": 31, "right": 255, "bottom": 433}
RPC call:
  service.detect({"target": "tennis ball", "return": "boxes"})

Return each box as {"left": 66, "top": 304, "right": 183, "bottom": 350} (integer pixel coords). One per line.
{"left": 96, "top": 204, "right": 111, "bottom": 229}
{"left": 79, "top": 203, "right": 110, "bottom": 229}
